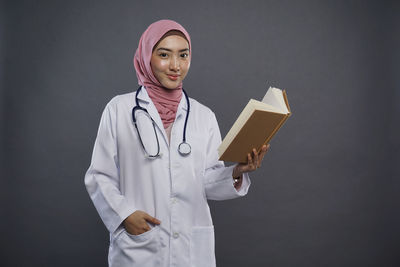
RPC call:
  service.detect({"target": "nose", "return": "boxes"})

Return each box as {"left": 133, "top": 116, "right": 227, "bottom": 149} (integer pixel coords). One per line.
{"left": 169, "top": 56, "right": 180, "bottom": 72}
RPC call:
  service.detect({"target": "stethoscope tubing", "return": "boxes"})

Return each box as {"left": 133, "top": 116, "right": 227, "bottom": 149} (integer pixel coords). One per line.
{"left": 133, "top": 86, "right": 191, "bottom": 157}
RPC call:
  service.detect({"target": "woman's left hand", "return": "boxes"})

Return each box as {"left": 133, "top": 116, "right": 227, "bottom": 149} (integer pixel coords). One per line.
{"left": 232, "top": 144, "right": 270, "bottom": 179}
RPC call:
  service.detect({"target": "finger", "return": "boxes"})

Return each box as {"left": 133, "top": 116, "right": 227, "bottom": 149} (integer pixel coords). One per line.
{"left": 262, "top": 144, "right": 268, "bottom": 152}
{"left": 143, "top": 224, "right": 151, "bottom": 232}
{"left": 241, "top": 153, "right": 251, "bottom": 172}
{"left": 259, "top": 146, "right": 267, "bottom": 157}
{"left": 260, "top": 144, "right": 270, "bottom": 159}
{"left": 253, "top": 148, "right": 259, "bottom": 169}
{"left": 247, "top": 153, "right": 253, "bottom": 166}
{"left": 258, "top": 145, "right": 269, "bottom": 166}
{"left": 249, "top": 153, "right": 256, "bottom": 170}
{"left": 144, "top": 214, "right": 161, "bottom": 225}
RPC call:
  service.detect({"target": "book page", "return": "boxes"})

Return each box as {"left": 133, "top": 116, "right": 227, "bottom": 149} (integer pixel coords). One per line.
{"left": 262, "top": 87, "right": 289, "bottom": 114}
{"left": 250, "top": 99, "right": 282, "bottom": 113}
{"left": 275, "top": 89, "right": 289, "bottom": 114}
{"left": 262, "top": 87, "right": 281, "bottom": 109}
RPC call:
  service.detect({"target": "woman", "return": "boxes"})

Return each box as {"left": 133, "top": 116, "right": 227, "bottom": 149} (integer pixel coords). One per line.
{"left": 85, "top": 19, "right": 269, "bottom": 267}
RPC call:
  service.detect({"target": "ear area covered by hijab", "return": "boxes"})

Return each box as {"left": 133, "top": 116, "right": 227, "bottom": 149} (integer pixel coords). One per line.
{"left": 133, "top": 19, "right": 192, "bottom": 129}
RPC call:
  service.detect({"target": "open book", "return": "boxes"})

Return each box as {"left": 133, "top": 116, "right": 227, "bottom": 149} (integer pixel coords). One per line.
{"left": 218, "top": 87, "right": 292, "bottom": 163}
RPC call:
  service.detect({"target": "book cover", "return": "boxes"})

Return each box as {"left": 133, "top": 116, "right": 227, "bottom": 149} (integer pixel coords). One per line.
{"left": 218, "top": 88, "right": 291, "bottom": 163}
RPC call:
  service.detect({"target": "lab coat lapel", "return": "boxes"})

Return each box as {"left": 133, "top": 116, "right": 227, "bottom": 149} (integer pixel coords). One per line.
{"left": 136, "top": 87, "right": 168, "bottom": 146}
{"left": 175, "top": 93, "right": 188, "bottom": 123}
{"left": 171, "top": 93, "right": 188, "bottom": 146}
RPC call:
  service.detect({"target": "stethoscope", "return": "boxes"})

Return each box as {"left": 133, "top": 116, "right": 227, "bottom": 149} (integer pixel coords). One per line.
{"left": 132, "top": 86, "right": 191, "bottom": 158}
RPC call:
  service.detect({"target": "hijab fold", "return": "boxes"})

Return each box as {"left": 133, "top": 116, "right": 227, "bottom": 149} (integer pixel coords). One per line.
{"left": 133, "top": 19, "right": 191, "bottom": 129}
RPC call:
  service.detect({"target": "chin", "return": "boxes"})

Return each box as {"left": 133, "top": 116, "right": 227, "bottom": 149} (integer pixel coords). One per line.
{"left": 163, "top": 81, "right": 181, "bottom": 90}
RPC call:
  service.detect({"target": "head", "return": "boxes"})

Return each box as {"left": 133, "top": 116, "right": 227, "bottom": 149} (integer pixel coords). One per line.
{"left": 134, "top": 20, "right": 192, "bottom": 91}
{"left": 150, "top": 30, "right": 191, "bottom": 89}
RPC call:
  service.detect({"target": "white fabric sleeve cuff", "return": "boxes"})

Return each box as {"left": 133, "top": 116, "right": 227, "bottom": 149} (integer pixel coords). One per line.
{"left": 235, "top": 170, "right": 251, "bottom": 196}
{"left": 204, "top": 165, "right": 251, "bottom": 200}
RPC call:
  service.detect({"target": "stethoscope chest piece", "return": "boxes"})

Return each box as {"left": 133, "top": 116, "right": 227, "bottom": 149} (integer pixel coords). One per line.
{"left": 178, "top": 142, "right": 191, "bottom": 156}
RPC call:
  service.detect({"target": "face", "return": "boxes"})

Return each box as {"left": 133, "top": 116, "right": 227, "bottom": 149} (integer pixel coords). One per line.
{"left": 151, "top": 33, "right": 191, "bottom": 89}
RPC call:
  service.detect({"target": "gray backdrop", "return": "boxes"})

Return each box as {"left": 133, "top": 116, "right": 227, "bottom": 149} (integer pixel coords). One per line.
{"left": 2, "top": 0, "right": 399, "bottom": 266}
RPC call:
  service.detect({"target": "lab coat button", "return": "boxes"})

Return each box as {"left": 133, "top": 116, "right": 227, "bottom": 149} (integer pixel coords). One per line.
{"left": 171, "top": 198, "right": 177, "bottom": 204}
{"left": 173, "top": 232, "right": 179, "bottom": 239}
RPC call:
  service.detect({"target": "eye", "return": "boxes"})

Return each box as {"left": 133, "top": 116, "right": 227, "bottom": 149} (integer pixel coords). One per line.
{"left": 180, "top": 53, "right": 189, "bottom": 58}
{"left": 159, "top": 53, "right": 168, "bottom": 58}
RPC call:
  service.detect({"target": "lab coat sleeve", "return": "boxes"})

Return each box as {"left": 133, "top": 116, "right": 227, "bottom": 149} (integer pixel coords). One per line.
{"left": 203, "top": 111, "right": 251, "bottom": 200}
{"left": 84, "top": 103, "right": 136, "bottom": 234}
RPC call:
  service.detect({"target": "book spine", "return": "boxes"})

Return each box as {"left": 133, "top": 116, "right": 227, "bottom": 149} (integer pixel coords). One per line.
{"left": 283, "top": 90, "right": 292, "bottom": 114}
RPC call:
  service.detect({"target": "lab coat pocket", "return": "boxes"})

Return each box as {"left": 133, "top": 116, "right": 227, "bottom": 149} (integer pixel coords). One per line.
{"left": 124, "top": 225, "right": 158, "bottom": 242}
{"left": 190, "top": 226, "right": 216, "bottom": 267}
{"left": 109, "top": 226, "right": 162, "bottom": 267}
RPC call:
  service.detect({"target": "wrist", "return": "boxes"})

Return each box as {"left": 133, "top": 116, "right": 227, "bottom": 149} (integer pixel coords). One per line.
{"left": 232, "top": 166, "right": 243, "bottom": 189}
{"left": 232, "top": 165, "right": 242, "bottom": 179}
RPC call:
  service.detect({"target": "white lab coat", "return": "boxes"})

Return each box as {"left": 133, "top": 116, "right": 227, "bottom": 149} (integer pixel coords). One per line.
{"left": 84, "top": 87, "right": 251, "bottom": 267}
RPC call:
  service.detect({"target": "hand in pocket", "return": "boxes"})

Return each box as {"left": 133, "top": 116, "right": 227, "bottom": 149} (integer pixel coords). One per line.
{"left": 123, "top": 210, "right": 161, "bottom": 235}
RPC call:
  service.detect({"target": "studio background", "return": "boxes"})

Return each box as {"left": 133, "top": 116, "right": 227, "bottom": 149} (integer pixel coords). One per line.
{"left": 1, "top": 0, "right": 399, "bottom": 266}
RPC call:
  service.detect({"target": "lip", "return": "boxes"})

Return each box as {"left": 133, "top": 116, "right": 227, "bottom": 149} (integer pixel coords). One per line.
{"left": 167, "top": 74, "right": 179, "bottom": 81}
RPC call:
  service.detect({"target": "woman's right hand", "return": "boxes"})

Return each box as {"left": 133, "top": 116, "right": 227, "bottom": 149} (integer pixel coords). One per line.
{"left": 123, "top": 210, "right": 161, "bottom": 235}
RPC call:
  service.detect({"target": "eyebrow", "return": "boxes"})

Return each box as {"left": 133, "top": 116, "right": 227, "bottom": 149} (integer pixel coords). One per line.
{"left": 156, "top": 48, "right": 189, "bottom": 52}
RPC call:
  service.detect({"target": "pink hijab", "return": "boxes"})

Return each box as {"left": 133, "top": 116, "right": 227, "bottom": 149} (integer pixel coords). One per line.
{"left": 134, "top": 19, "right": 191, "bottom": 129}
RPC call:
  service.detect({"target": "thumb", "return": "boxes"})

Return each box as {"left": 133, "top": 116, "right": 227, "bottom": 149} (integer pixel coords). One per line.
{"left": 144, "top": 213, "right": 161, "bottom": 225}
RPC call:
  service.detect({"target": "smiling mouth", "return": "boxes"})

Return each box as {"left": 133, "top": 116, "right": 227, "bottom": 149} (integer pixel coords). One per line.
{"left": 167, "top": 74, "right": 179, "bottom": 81}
